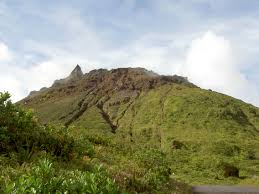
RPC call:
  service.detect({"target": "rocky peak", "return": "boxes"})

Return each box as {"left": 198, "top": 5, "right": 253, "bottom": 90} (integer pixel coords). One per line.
{"left": 52, "top": 65, "right": 84, "bottom": 87}
{"left": 79, "top": 67, "right": 195, "bottom": 93}
{"left": 26, "top": 66, "right": 195, "bottom": 100}
{"left": 69, "top": 65, "right": 83, "bottom": 79}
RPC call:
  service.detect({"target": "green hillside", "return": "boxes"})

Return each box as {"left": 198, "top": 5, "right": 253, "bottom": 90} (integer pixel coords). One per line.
{"left": 14, "top": 66, "right": 259, "bottom": 192}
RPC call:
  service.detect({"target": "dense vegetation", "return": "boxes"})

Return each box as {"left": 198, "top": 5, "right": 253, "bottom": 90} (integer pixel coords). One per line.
{"left": 0, "top": 92, "right": 121, "bottom": 193}
{"left": 0, "top": 92, "right": 190, "bottom": 193}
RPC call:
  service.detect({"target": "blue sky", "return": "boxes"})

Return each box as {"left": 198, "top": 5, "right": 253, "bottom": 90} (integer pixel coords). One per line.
{"left": 0, "top": 0, "right": 259, "bottom": 106}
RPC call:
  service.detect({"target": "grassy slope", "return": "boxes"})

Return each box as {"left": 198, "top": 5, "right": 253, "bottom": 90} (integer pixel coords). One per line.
{"left": 24, "top": 83, "right": 259, "bottom": 186}
{"left": 115, "top": 84, "right": 259, "bottom": 184}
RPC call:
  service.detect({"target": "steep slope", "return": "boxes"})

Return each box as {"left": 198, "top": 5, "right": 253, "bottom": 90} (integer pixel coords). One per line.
{"left": 21, "top": 66, "right": 194, "bottom": 131}
{"left": 21, "top": 66, "right": 259, "bottom": 135}
{"left": 20, "top": 65, "right": 259, "bottom": 185}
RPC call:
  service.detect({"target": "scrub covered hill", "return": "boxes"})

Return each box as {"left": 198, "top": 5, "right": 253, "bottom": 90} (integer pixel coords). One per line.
{"left": 0, "top": 92, "right": 121, "bottom": 193}
{"left": 0, "top": 92, "right": 190, "bottom": 193}
{"left": 20, "top": 66, "right": 259, "bottom": 188}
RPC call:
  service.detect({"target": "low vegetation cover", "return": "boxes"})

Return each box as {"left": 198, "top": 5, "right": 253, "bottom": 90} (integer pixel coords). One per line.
{"left": 12, "top": 67, "right": 259, "bottom": 193}
{"left": 2, "top": 68, "right": 259, "bottom": 193}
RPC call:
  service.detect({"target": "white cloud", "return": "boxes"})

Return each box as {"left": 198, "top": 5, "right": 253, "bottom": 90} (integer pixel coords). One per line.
{"left": 181, "top": 31, "right": 259, "bottom": 106}
{"left": 0, "top": 61, "right": 73, "bottom": 102}
{"left": 1, "top": 4, "right": 259, "bottom": 108}
{"left": 19, "top": 58, "right": 99, "bottom": 93}
{"left": 0, "top": 74, "right": 24, "bottom": 102}
{"left": 1, "top": 30, "right": 259, "bottom": 107}
{"left": 0, "top": 55, "right": 101, "bottom": 102}
{"left": 0, "top": 42, "right": 10, "bottom": 60}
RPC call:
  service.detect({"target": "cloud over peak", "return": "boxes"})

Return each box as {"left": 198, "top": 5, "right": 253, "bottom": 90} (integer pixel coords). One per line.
{"left": 182, "top": 31, "right": 259, "bottom": 106}
{"left": 0, "top": 1, "right": 259, "bottom": 107}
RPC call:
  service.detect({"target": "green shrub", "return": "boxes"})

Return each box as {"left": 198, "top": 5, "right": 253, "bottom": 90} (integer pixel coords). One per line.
{"left": 0, "top": 92, "right": 41, "bottom": 154}
{"left": 41, "top": 125, "right": 95, "bottom": 160}
{"left": 133, "top": 148, "right": 171, "bottom": 189}
{"left": 210, "top": 141, "right": 241, "bottom": 157}
{"left": 3, "top": 158, "right": 119, "bottom": 194}
{"left": 0, "top": 92, "right": 94, "bottom": 162}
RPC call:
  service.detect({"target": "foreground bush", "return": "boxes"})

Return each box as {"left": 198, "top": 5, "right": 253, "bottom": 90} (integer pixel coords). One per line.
{"left": 0, "top": 92, "right": 94, "bottom": 162}
{"left": 2, "top": 158, "right": 119, "bottom": 194}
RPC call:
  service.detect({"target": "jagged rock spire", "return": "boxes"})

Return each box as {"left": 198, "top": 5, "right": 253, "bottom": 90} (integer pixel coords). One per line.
{"left": 51, "top": 65, "right": 84, "bottom": 87}
{"left": 69, "top": 64, "right": 83, "bottom": 79}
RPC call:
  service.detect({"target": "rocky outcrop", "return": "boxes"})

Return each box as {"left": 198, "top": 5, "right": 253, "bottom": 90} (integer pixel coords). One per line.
{"left": 28, "top": 87, "right": 48, "bottom": 98}
{"left": 25, "top": 65, "right": 195, "bottom": 103}
{"left": 23, "top": 65, "right": 195, "bottom": 131}
{"left": 52, "top": 65, "right": 84, "bottom": 87}
{"left": 223, "top": 164, "right": 239, "bottom": 178}
{"left": 69, "top": 64, "right": 84, "bottom": 79}
{"left": 27, "top": 65, "right": 84, "bottom": 98}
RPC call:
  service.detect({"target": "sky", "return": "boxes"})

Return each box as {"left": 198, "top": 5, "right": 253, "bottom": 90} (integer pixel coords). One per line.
{"left": 1, "top": 0, "right": 259, "bottom": 106}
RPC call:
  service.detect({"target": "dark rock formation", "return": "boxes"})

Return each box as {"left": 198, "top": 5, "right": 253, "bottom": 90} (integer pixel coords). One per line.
{"left": 223, "top": 164, "right": 239, "bottom": 178}
{"left": 28, "top": 87, "right": 48, "bottom": 98}
{"left": 24, "top": 65, "right": 196, "bottom": 105}
{"left": 69, "top": 64, "right": 83, "bottom": 79}
{"left": 52, "top": 65, "right": 84, "bottom": 87}
{"left": 171, "top": 140, "right": 184, "bottom": 150}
